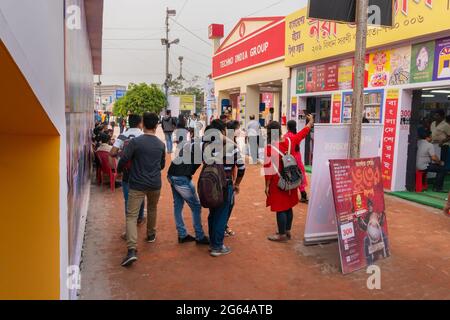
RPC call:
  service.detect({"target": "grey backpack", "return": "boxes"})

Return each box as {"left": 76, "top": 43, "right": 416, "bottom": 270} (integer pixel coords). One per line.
{"left": 271, "top": 138, "right": 303, "bottom": 191}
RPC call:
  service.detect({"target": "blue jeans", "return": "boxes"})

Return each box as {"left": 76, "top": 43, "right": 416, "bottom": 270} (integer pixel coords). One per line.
{"left": 165, "top": 132, "right": 173, "bottom": 153}
{"left": 208, "top": 183, "right": 234, "bottom": 250}
{"left": 168, "top": 175, "right": 205, "bottom": 240}
{"left": 122, "top": 181, "right": 144, "bottom": 220}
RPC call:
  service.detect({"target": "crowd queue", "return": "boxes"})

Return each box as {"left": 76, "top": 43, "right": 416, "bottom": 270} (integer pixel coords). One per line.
{"left": 92, "top": 110, "right": 313, "bottom": 267}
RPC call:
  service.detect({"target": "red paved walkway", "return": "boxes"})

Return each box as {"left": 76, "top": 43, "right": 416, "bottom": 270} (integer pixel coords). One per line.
{"left": 80, "top": 154, "right": 450, "bottom": 300}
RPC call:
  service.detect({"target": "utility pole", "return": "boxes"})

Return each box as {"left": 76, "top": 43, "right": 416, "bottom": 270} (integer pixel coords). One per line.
{"left": 349, "top": 0, "right": 369, "bottom": 159}
{"left": 162, "top": 8, "right": 179, "bottom": 107}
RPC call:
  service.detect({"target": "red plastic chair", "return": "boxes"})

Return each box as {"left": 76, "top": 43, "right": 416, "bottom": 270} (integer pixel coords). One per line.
{"left": 96, "top": 151, "right": 117, "bottom": 192}
{"left": 415, "top": 170, "right": 428, "bottom": 193}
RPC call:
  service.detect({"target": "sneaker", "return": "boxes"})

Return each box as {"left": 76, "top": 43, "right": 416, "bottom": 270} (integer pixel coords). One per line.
{"left": 196, "top": 236, "right": 210, "bottom": 245}
{"left": 146, "top": 234, "right": 157, "bottom": 243}
{"left": 121, "top": 249, "right": 137, "bottom": 267}
{"left": 178, "top": 235, "right": 196, "bottom": 244}
{"left": 210, "top": 246, "right": 232, "bottom": 257}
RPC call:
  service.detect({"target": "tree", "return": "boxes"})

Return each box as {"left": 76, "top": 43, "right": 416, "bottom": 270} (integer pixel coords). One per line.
{"left": 113, "top": 83, "right": 166, "bottom": 117}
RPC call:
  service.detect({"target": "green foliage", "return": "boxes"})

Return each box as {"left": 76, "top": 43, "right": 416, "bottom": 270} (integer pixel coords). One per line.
{"left": 113, "top": 83, "right": 166, "bottom": 117}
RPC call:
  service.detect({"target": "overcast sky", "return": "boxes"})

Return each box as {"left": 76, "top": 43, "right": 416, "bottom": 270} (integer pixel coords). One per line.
{"left": 100, "top": 0, "right": 307, "bottom": 86}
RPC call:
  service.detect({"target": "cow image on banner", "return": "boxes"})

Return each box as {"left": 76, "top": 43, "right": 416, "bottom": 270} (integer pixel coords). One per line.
{"left": 329, "top": 157, "right": 390, "bottom": 274}
{"left": 304, "top": 124, "right": 383, "bottom": 244}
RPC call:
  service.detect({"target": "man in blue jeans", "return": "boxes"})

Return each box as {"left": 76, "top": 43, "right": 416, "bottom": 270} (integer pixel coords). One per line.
{"left": 205, "top": 120, "right": 246, "bottom": 257}
{"left": 110, "top": 114, "right": 145, "bottom": 239}
{"left": 167, "top": 136, "right": 210, "bottom": 245}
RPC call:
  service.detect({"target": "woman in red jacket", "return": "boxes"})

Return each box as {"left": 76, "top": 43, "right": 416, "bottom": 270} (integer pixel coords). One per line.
{"left": 284, "top": 120, "right": 309, "bottom": 203}
{"left": 264, "top": 115, "right": 313, "bottom": 242}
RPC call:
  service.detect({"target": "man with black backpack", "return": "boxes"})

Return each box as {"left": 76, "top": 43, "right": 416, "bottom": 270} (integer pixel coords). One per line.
{"left": 199, "top": 120, "right": 246, "bottom": 257}
{"left": 162, "top": 110, "right": 177, "bottom": 154}
{"left": 110, "top": 114, "right": 145, "bottom": 239}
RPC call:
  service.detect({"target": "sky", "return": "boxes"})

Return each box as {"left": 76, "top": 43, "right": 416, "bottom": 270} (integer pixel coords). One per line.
{"left": 100, "top": 0, "right": 307, "bottom": 86}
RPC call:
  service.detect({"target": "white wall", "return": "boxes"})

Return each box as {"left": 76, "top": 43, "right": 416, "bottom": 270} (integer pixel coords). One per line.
{"left": 0, "top": 1, "right": 68, "bottom": 299}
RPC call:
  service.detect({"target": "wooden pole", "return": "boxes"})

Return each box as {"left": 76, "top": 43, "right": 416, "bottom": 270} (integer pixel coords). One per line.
{"left": 349, "top": 0, "right": 369, "bottom": 159}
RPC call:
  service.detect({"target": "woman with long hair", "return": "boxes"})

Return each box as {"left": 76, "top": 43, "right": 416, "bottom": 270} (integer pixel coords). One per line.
{"left": 264, "top": 115, "right": 314, "bottom": 242}
{"left": 285, "top": 120, "right": 309, "bottom": 203}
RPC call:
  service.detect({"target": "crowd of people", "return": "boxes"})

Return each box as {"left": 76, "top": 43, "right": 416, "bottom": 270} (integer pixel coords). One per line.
{"left": 93, "top": 110, "right": 314, "bottom": 267}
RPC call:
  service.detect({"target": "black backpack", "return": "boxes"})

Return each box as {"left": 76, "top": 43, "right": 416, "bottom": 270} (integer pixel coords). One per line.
{"left": 198, "top": 163, "right": 227, "bottom": 209}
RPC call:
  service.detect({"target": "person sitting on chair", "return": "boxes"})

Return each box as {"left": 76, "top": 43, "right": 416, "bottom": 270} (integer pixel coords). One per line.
{"left": 416, "top": 130, "right": 447, "bottom": 193}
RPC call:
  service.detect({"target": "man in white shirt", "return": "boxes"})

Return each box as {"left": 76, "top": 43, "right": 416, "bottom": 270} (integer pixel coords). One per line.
{"left": 246, "top": 115, "right": 261, "bottom": 164}
{"left": 431, "top": 109, "right": 450, "bottom": 166}
{"left": 110, "top": 114, "right": 146, "bottom": 234}
{"left": 417, "top": 130, "right": 447, "bottom": 192}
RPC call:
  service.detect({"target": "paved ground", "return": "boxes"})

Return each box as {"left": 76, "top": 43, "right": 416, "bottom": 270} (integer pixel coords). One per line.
{"left": 80, "top": 130, "right": 450, "bottom": 300}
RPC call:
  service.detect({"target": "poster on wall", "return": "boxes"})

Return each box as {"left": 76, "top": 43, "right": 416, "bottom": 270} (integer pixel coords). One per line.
{"left": 331, "top": 93, "right": 342, "bottom": 123}
{"left": 261, "top": 93, "right": 274, "bottom": 112}
{"left": 338, "top": 58, "right": 354, "bottom": 90}
{"left": 389, "top": 46, "right": 411, "bottom": 85}
{"left": 291, "top": 97, "right": 298, "bottom": 119}
{"left": 329, "top": 157, "right": 390, "bottom": 274}
{"left": 368, "top": 51, "right": 391, "bottom": 88}
{"left": 434, "top": 37, "right": 450, "bottom": 81}
{"left": 316, "top": 64, "right": 327, "bottom": 92}
{"left": 381, "top": 89, "right": 399, "bottom": 190}
{"left": 325, "top": 62, "right": 339, "bottom": 91}
{"left": 410, "top": 41, "right": 435, "bottom": 84}
{"left": 306, "top": 66, "right": 317, "bottom": 92}
{"left": 304, "top": 124, "right": 383, "bottom": 245}
{"left": 296, "top": 68, "right": 306, "bottom": 94}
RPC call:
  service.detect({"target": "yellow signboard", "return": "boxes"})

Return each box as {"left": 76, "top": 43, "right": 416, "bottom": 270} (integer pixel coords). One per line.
{"left": 179, "top": 95, "right": 195, "bottom": 111}
{"left": 286, "top": 1, "right": 450, "bottom": 67}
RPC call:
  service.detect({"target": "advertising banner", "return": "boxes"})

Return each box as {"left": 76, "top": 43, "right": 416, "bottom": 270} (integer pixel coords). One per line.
{"left": 329, "top": 157, "right": 390, "bottom": 274}
{"left": 331, "top": 94, "right": 342, "bottom": 124}
{"left": 179, "top": 95, "right": 195, "bottom": 112}
{"left": 389, "top": 46, "right": 411, "bottom": 85}
{"left": 315, "top": 64, "right": 327, "bottom": 91}
{"left": 325, "top": 62, "right": 339, "bottom": 91}
{"left": 338, "top": 58, "right": 354, "bottom": 90}
{"left": 433, "top": 37, "right": 450, "bottom": 81}
{"left": 291, "top": 97, "right": 298, "bottom": 119}
{"left": 296, "top": 67, "right": 306, "bottom": 94}
{"left": 213, "top": 21, "right": 285, "bottom": 78}
{"left": 304, "top": 124, "right": 383, "bottom": 244}
{"left": 410, "top": 41, "right": 435, "bottom": 83}
{"left": 306, "top": 66, "right": 317, "bottom": 92}
{"left": 381, "top": 89, "right": 399, "bottom": 190}
{"left": 368, "top": 50, "right": 391, "bottom": 88}
{"left": 285, "top": 1, "right": 450, "bottom": 67}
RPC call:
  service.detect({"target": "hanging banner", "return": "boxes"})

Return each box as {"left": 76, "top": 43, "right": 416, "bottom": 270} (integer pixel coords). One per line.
{"left": 389, "top": 46, "right": 411, "bottom": 85}
{"left": 381, "top": 89, "right": 399, "bottom": 190}
{"left": 329, "top": 157, "right": 390, "bottom": 274}
{"left": 331, "top": 94, "right": 342, "bottom": 124}
{"left": 325, "top": 62, "right": 339, "bottom": 91}
{"left": 286, "top": 1, "right": 450, "bottom": 67}
{"left": 304, "top": 124, "right": 383, "bottom": 244}
{"left": 306, "top": 66, "right": 317, "bottom": 92}
{"left": 433, "top": 37, "right": 450, "bottom": 81}
{"left": 368, "top": 50, "right": 391, "bottom": 88}
{"left": 410, "top": 41, "right": 435, "bottom": 83}
{"left": 338, "top": 58, "right": 354, "bottom": 90}
{"left": 291, "top": 97, "right": 298, "bottom": 119}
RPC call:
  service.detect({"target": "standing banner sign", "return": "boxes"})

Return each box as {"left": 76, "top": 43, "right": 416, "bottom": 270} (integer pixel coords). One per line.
{"left": 381, "top": 89, "right": 399, "bottom": 190}
{"left": 329, "top": 157, "right": 390, "bottom": 274}
{"left": 304, "top": 124, "right": 383, "bottom": 244}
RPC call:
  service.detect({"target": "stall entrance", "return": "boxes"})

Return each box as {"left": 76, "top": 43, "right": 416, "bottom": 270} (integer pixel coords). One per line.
{"left": 405, "top": 88, "right": 450, "bottom": 206}
{"left": 304, "top": 96, "right": 331, "bottom": 165}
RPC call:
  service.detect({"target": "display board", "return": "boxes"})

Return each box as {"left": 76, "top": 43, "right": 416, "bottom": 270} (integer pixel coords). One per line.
{"left": 304, "top": 124, "right": 383, "bottom": 244}
{"left": 329, "top": 157, "right": 390, "bottom": 274}
{"left": 342, "top": 90, "right": 384, "bottom": 124}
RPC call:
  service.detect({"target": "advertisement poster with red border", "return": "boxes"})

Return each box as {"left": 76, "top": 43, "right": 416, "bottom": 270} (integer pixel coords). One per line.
{"left": 381, "top": 89, "right": 399, "bottom": 190}
{"left": 306, "top": 66, "right": 317, "bottom": 92}
{"left": 315, "top": 64, "right": 327, "bottom": 92}
{"left": 331, "top": 94, "right": 342, "bottom": 124}
{"left": 325, "top": 62, "right": 339, "bottom": 91}
{"left": 329, "top": 157, "right": 390, "bottom": 274}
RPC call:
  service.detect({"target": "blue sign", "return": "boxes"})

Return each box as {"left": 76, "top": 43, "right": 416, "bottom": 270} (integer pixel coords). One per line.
{"left": 115, "top": 89, "right": 126, "bottom": 100}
